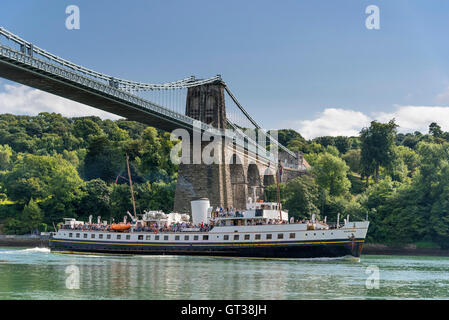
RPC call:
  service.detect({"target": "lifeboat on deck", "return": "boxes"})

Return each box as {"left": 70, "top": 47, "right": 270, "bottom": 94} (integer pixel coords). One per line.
{"left": 110, "top": 223, "right": 131, "bottom": 231}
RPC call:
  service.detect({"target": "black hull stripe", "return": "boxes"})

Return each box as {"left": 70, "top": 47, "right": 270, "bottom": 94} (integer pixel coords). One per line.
{"left": 50, "top": 241, "right": 365, "bottom": 258}
{"left": 50, "top": 252, "right": 361, "bottom": 261}
{"left": 50, "top": 238, "right": 364, "bottom": 247}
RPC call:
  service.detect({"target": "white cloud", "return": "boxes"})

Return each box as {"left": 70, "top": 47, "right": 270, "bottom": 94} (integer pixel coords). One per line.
{"left": 291, "top": 106, "right": 449, "bottom": 139}
{"left": 293, "top": 108, "right": 371, "bottom": 140}
{"left": 373, "top": 106, "right": 449, "bottom": 133}
{"left": 0, "top": 83, "right": 122, "bottom": 119}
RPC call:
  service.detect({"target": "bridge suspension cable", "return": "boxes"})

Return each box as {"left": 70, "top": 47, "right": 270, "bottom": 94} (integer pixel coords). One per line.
{"left": 224, "top": 86, "right": 297, "bottom": 158}
{"left": 0, "top": 26, "right": 220, "bottom": 91}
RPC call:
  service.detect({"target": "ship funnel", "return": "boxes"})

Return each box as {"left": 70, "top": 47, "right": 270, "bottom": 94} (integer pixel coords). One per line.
{"left": 191, "top": 198, "right": 211, "bottom": 225}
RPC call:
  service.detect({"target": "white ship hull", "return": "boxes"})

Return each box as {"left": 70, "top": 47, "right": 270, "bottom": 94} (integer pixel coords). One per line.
{"left": 50, "top": 221, "right": 369, "bottom": 258}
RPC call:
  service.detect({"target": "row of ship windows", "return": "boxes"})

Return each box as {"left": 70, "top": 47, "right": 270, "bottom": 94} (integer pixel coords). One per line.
{"left": 67, "top": 232, "right": 333, "bottom": 241}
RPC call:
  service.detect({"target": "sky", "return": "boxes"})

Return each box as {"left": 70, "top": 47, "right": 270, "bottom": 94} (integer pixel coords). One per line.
{"left": 1, "top": 0, "right": 449, "bottom": 139}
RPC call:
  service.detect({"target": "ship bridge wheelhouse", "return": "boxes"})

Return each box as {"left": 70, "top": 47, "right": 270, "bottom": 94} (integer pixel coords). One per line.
{"left": 246, "top": 201, "right": 282, "bottom": 211}
{"left": 213, "top": 201, "right": 289, "bottom": 227}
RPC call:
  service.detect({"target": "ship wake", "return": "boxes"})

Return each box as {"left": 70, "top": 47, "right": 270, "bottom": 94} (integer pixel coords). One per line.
{"left": 0, "top": 247, "right": 50, "bottom": 255}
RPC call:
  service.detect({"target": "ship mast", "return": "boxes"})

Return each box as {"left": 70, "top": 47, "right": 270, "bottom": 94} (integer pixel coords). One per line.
{"left": 276, "top": 162, "right": 282, "bottom": 220}
{"left": 126, "top": 153, "right": 137, "bottom": 221}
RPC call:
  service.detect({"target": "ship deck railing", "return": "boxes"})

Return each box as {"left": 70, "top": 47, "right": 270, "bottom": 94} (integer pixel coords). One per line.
{"left": 59, "top": 228, "right": 213, "bottom": 233}
{"left": 59, "top": 222, "right": 343, "bottom": 233}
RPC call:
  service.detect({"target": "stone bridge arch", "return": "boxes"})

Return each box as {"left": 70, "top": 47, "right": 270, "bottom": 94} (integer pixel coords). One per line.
{"left": 263, "top": 166, "right": 276, "bottom": 187}
{"left": 229, "top": 154, "right": 247, "bottom": 210}
{"left": 247, "top": 163, "right": 263, "bottom": 202}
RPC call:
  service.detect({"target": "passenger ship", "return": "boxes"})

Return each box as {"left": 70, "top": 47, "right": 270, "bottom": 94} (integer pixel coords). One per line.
{"left": 49, "top": 198, "right": 369, "bottom": 259}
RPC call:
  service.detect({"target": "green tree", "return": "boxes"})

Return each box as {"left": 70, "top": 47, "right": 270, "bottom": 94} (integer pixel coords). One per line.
{"left": 4, "top": 154, "right": 85, "bottom": 223}
{"left": 83, "top": 135, "right": 125, "bottom": 182}
{"left": 137, "top": 127, "right": 164, "bottom": 181}
{"left": 286, "top": 139, "right": 306, "bottom": 152}
{"left": 4, "top": 218, "right": 22, "bottom": 235}
{"left": 284, "top": 176, "right": 319, "bottom": 220}
{"left": 313, "top": 136, "right": 335, "bottom": 148}
{"left": 35, "top": 133, "right": 64, "bottom": 155}
{"left": 395, "top": 146, "right": 419, "bottom": 177}
{"left": 73, "top": 118, "right": 105, "bottom": 144}
{"left": 429, "top": 122, "right": 443, "bottom": 139}
{"left": 325, "top": 145, "right": 339, "bottom": 157}
{"left": 21, "top": 198, "right": 43, "bottom": 234}
{"left": 265, "top": 176, "right": 319, "bottom": 220}
{"left": 62, "top": 150, "right": 80, "bottom": 168}
{"left": 401, "top": 132, "right": 421, "bottom": 149}
{"left": 101, "top": 120, "right": 130, "bottom": 141}
{"left": 265, "top": 183, "right": 288, "bottom": 205}
{"left": 321, "top": 196, "right": 367, "bottom": 225}
{"left": 4, "top": 198, "right": 44, "bottom": 235}
{"left": 79, "top": 179, "right": 112, "bottom": 221}
{"left": 277, "top": 129, "right": 306, "bottom": 146}
{"left": 135, "top": 181, "right": 176, "bottom": 214}
{"left": 334, "top": 136, "right": 350, "bottom": 154}
{"left": 360, "top": 120, "right": 398, "bottom": 184}
{"left": 0, "top": 144, "right": 12, "bottom": 170}
{"left": 110, "top": 183, "right": 133, "bottom": 222}
{"left": 312, "top": 153, "right": 351, "bottom": 196}
{"left": 342, "top": 149, "right": 361, "bottom": 174}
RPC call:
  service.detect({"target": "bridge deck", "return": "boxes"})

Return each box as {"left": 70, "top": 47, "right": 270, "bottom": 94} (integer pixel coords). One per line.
{"left": 0, "top": 54, "right": 187, "bottom": 132}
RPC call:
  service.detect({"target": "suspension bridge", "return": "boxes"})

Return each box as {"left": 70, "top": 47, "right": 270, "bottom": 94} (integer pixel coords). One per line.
{"left": 0, "top": 26, "right": 309, "bottom": 212}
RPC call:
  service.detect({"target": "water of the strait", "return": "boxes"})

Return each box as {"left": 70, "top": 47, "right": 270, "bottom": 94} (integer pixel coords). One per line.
{"left": 1, "top": 247, "right": 448, "bottom": 299}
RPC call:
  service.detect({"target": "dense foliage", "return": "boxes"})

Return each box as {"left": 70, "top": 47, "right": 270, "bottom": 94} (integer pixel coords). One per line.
{"left": 1, "top": 113, "right": 449, "bottom": 248}
{"left": 266, "top": 121, "right": 449, "bottom": 248}
{"left": 0, "top": 113, "right": 177, "bottom": 234}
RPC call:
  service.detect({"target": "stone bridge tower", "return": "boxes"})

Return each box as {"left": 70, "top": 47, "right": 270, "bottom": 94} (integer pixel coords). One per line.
{"left": 173, "top": 81, "right": 234, "bottom": 213}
